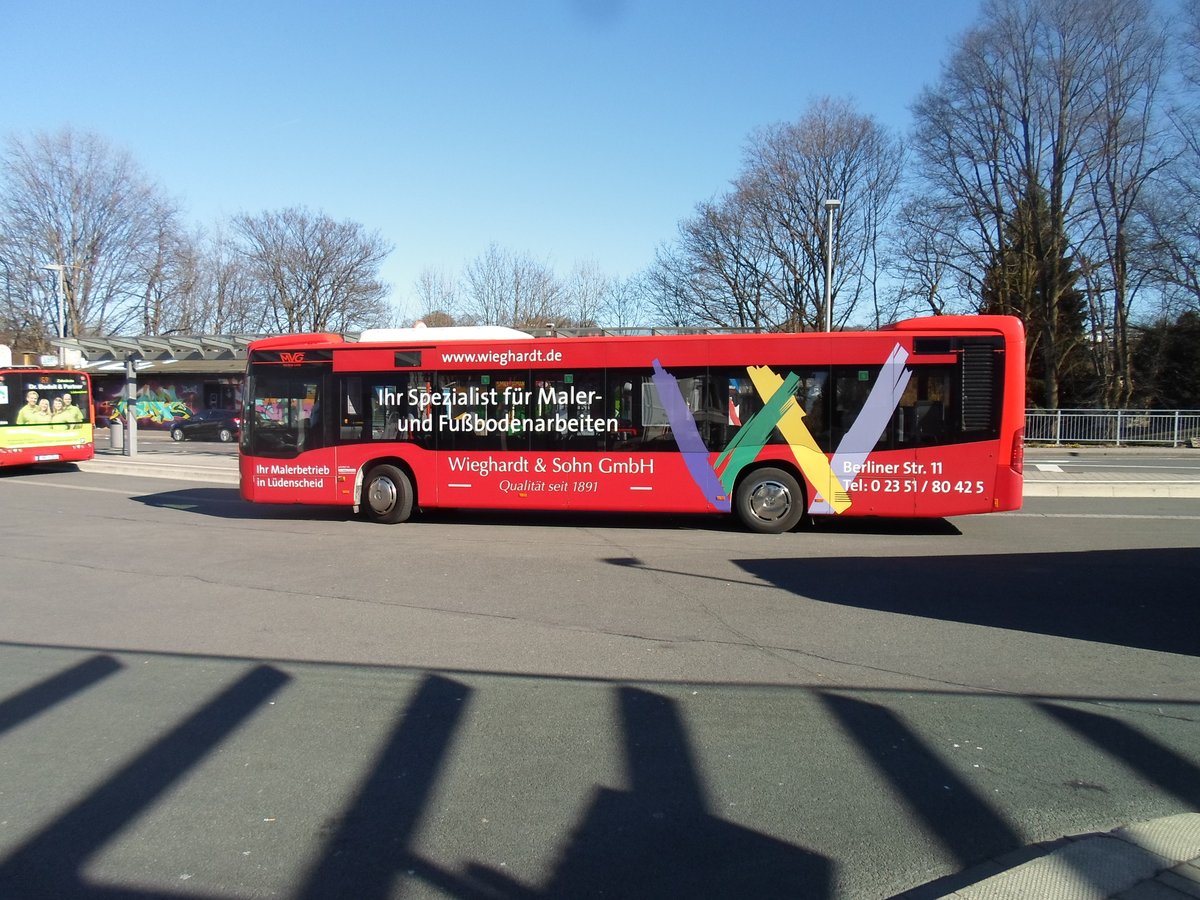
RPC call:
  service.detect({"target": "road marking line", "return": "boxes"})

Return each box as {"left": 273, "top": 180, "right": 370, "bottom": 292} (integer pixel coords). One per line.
{"left": 1004, "top": 512, "right": 1200, "bottom": 520}
{"left": 1, "top": 481, "right": 135, "bottom": 495}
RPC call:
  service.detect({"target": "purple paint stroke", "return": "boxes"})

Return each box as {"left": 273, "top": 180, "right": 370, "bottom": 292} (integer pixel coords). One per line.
{"left": 809, "top": 344, "right": 912, "bottom": 515}
{"left": 651, "top": 360, "right": 731, "bottom": 512}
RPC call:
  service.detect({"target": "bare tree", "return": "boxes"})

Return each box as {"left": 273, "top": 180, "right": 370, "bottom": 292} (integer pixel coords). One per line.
{"left": 461, "top": 243, "right": 563, "bottom": 328}
{"left": 0, "top": 230, "right": 45, "bottom": 349}
{"left": 563, "top": 260, "right": 610, "bottom": 327}
{"left": 1143, "top": 0, "right": 1200, "bottom": 317}
{"left": 737, "top": 98, "right": 905, "bottom": 330}
{"left": 908, "top": 24, "right": 1016, "bottom": 319}
{"left": 139, "top": 202, "right": 200, "bottom": 336}
{"left": 890, "top": 198, "right": 957, "bottom": 318}
{"left": 599, "top": 273, "right": 654, "bottom": 329}
{"left": 232, "top": 207, "right": 392, "bottom": 333}
{"left": 205, "top": 226, "right": 264, "bottom": 333}
{"left": 908, "top": 0, "right": 1172, "bottom": 406}
{"left": 0, "top": 128, "right": 182, "bottom": 343}
{"left": 164, "top": 225, "right": 266, "bottom": 335}
{"left": 412, "top": 266, "right": 460, "bottom": 326}
{"left": 675, "top": 195, "right": 778, "bottom": 329}
{"left": 643, "top": 245, "right": 706, "bottom": 328}
{"left": 1075, "top": 0, "right": 1171, "bottom": 406}
{"left": 659, "top": 98, "right": 903, "bottom": 332}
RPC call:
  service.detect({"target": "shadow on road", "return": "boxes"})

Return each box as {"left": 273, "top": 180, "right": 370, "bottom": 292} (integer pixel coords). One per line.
{"left": 0, "top": 664, "right": 830, "bottom": 899}
{"left": 0, "top": 664, "right": 291, "bottom": 898}
{"left": 128, "top": 486, "right": 969, "bottom": 536}
{"left": 0, "top": 645, "right": 1197, "bottom": 899}
{"left": 132, "top": 487, "right": 348, "bottom": 522}
{"left": 736, "top": 547, "right": 1200, "bottom": 656}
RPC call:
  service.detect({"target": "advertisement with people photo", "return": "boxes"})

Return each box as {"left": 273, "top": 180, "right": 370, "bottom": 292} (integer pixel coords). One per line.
{"left": 0, "top": 371, "right": 94, "bottom": 466}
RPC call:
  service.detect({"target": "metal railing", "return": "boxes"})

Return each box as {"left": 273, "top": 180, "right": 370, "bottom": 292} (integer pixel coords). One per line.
{"left": 1026, "top": 409, "right": 1200, "bottom": 447}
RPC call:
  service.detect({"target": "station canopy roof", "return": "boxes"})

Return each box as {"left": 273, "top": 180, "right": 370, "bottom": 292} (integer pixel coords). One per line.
{"left": 51, "top": 326, "right": 752, "bottom": 375}
{"left": 53, "top": 334, "right": 267, "bottom": 374}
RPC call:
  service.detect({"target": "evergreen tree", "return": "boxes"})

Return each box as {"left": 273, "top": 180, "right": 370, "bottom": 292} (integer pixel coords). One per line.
{"left": 980, "top": 187, "right": 1091, "bottom": 407}
{"left": 1131, "top": 313, "right": 1200, "bottom": 408}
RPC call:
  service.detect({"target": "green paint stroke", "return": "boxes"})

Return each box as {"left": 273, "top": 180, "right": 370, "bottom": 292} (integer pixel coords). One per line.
{"left": 715, "top": 371, "right": 801, "bottom": 491}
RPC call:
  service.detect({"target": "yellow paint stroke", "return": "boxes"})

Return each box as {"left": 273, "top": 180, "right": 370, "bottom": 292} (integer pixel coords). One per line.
{"left": 747, "top": 365, "right": 851, "bottom": 514}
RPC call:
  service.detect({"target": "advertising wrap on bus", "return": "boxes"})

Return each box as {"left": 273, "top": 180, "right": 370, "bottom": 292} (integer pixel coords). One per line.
{"left": 0, "top": 370, "right": 95, "bottom": 466}
{"left": 239, "top": 316, "right": 1025, "bottom": 533}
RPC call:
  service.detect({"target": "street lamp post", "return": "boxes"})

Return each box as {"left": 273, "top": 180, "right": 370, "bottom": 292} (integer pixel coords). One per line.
{"left": 42, "top": 263, "right": 67, "bottom": 364}
{"left": 823, "top": 199, "right": 841, "bottom": 332}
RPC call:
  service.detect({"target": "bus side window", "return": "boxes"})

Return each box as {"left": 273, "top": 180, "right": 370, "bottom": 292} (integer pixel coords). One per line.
{"left": 371, "top": 393, "right": 400, "bottom": 440}
{"left": 884, "top": 368, "right": 953, "bottom": 449}
{"left": 340, "top": 377, "right": 366, "bottom": 441}
{"left": 690, "top": 372, "right": 727, "bottom": 450}
{"left": 915, "top": 399, "right": 945, "bottom": 443}
{"left": 528, "top": 370, "right": 606, "bottom": 452}
{"left": 606, "top": 369, "right": 641, "bottom": 449}
{"left": 303, "top": 396, "right": 323, "bottom": 450}
{"left": 830, "top": 368, "right": 873, "bottom": 450}
{"left": 718, "top": 372, "right": 758, "bottom": 447}
{"left": 436, "top": 372, "right": 529, "bottom": 452}
{"left": 907, "top": 369, "right": 951, "bottom": 446}
{"left": 394, "top": 374, "right": 435, "bottom": 448}
{"left": 288, "top": 378, "right": 323, "bottom": 452}
{"left": 636, "top": 375, "right": 675, "bottom": 449}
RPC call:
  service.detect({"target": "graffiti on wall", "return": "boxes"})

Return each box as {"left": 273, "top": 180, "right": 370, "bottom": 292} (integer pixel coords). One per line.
{"left": 95, "top": 378, "right": 243, "bottom": 429}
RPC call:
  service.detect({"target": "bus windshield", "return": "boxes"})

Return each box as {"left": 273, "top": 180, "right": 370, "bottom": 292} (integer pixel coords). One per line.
{"left": 244, "top": 368, "right": 323, "bottom": 458}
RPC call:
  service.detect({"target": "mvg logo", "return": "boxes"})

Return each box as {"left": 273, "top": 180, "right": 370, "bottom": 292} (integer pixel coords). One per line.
{"left": 279, "top": 352, "right": 306, "bottom": 365}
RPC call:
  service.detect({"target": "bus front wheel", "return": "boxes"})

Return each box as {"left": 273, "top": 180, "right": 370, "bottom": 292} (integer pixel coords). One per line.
{"left": 362, "top": 464, "right": 413, "bottom": 524}
{"left": 735, "top": 467, "right": 804, "bottom": 534}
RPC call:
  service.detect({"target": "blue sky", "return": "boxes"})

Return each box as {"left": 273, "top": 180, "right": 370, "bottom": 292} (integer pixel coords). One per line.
{"left": 4, "top": 1, "right": 983, "bottom": 320}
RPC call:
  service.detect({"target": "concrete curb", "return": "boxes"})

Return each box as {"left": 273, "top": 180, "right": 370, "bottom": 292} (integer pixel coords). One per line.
{"left": 76, "top": 456, "right": 240, "bottom": 485}
{"left": 904, "top": 814, "right": 1200, "bottom": 900}
{"left": 1023, "top": 482, "right": 1200, "bottom": 498}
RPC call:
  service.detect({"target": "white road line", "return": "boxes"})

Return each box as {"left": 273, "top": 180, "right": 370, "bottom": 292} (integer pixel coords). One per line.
{"left": 1, "top": 481, "right": 135, "bottom": 495}
{"left": 1003, "top": 511, "right": 1200, "bottom": 520}
{"left": 1034, "top": 460, "right": 1196, "bottom": 470}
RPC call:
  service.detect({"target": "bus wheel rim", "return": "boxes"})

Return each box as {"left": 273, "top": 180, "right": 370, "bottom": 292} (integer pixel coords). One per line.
{"left": 749, "top": 480, "right": 791, "bottom": 523}
{"left": 368, "top": 478, "right": 397, "bottom": 515}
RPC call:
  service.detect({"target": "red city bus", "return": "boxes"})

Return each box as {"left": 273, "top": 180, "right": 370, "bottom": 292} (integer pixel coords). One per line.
{"left": 0, "top": 367, "right": 95, "bottom": 467}
{"left": 239, "top": 316, "right": 1025, "bottom": 533}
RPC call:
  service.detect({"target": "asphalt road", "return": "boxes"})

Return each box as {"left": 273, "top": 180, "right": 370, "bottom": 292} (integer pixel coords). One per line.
{"left": 0, "top": 464, "right": 1197, "bottom": 899}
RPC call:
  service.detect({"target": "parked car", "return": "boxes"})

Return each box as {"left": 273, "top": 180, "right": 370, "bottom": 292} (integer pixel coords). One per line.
{"left": 169, "top": 409, "right": 241, "bottom": 443}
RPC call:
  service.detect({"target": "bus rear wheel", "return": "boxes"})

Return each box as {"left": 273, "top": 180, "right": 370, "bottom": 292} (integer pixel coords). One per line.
{"left": 362, "top": 464, "right": 413, "bottom": 524}
{"left": 735, "top": 467, "right": 804, "bottom": 534}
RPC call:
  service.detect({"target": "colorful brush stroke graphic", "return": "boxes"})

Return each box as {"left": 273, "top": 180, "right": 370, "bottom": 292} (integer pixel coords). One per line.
{"left": 657, "top": 342, "right": 913, "bottom": 516}
{"left": 651, "top": 361, "right": 731, "bottom": 512}
{"left": 808, "top": 344, "right": 912, "bottom": 514}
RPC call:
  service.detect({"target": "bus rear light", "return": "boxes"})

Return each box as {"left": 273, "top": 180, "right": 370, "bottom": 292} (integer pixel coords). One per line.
{"left": 1011, "top": 427, "right": 1025, "bottom": 473}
